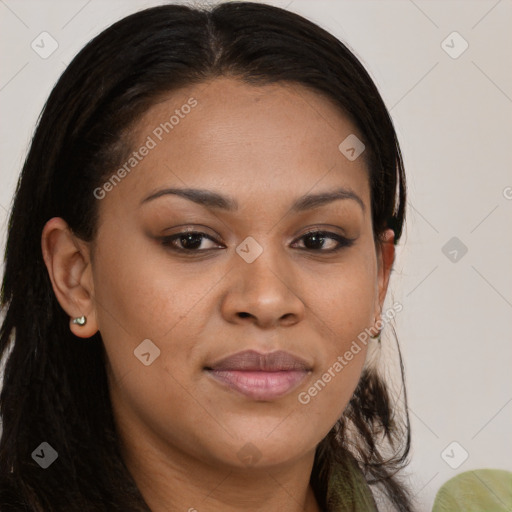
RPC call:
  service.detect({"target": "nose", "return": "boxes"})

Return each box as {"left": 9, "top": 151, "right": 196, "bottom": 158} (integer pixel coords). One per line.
{"left": 220, "top": 247, "right": 306, "bottom": 329}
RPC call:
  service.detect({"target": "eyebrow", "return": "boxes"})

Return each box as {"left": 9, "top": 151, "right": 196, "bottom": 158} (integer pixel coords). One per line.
{"left": 141, "top": 186, "right": 365, "bottom": 213}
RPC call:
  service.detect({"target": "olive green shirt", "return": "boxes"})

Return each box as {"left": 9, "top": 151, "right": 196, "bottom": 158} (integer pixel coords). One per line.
{"left": 325, "top": 459, "right": 379, "bottom": 511}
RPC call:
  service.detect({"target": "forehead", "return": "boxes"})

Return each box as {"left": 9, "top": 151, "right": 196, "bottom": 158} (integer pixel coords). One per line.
{"left": 108, "top": 77, "right": 370, "bottom": 213}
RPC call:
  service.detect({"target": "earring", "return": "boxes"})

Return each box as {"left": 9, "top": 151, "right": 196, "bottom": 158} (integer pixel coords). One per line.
{"left": 370, "top": 330, "right": 381, "bottom": 341}
{"left": 72, "top": 316, "right": 87, "bottom": 326}
{"left": 370, "top": 315, "right": 382, "bottom": 341}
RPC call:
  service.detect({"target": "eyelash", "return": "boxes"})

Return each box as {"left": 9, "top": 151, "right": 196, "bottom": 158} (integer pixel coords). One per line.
{"left": 160, "top": 229, "right": 355, "bottom": 254}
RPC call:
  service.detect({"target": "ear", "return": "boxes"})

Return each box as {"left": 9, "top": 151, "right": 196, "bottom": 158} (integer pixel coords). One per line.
{"left": 41, "top": 217, "right": 98, "bottom": 338}
{"left": 373, "top": 228, "right": 395, "bottom": 325}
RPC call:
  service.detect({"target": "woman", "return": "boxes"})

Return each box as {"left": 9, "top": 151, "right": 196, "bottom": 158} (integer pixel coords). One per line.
{"left": 0, "top": 2, "right": 414, "bottom": 511}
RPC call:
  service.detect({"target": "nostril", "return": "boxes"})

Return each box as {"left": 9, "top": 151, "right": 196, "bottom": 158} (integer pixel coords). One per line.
{"left": 238, "top": 312, "right": 251, "bottom": 318}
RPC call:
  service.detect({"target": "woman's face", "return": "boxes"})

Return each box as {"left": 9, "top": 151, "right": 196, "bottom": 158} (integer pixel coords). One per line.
{"left": 67, "top": 77, "right": 394, "bottom": 470}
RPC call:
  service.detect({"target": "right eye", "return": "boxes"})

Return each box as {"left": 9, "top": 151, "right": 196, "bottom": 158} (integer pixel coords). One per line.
{"left": 160, "top": 231, "right": 224, "bottom": 252}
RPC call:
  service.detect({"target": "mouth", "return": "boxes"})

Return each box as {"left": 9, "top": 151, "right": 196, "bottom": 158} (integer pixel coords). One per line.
{"left": 204, "top": 350, "right": 312, "bottom": 401}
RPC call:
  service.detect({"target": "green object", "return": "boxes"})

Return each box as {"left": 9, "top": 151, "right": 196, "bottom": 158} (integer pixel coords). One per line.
{"left": 326, "top": 457, "right": 379, "bottom": 511}
{"left": 432, "top": 469, "right": 512, "bottom": 512}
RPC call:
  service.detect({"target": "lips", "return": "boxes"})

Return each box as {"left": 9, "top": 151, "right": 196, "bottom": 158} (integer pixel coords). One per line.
{"left": 206, "top": 349, "right": 312, "bottom": 372}
{"left": 204, "top": 350, "right": 312, "bottom": 401}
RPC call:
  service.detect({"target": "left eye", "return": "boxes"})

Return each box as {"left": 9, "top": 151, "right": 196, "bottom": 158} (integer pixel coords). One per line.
{"left": 291, "top": 231, "right": 355, "bottom": 252}
{"left": 161, "top": 230, "right": 354, "bottom": 253}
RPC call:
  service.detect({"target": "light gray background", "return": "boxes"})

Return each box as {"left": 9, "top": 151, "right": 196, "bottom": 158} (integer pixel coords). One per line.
{"left": 1, "top": 1, "right": 511, "bottom": 511}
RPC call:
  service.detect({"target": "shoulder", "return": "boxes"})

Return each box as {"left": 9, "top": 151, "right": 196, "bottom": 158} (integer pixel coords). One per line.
{"left": 433, "top": 468, "right": 512, "bottom": 512}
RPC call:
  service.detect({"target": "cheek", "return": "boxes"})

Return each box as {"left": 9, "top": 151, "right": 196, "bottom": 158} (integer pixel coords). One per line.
{"left": 91, "top": 227, "right": 215, "bottom": 342}
{"left": 308, "top": 252, "right": 377, "bottom": 350}
{"left": 90, "top": 226, "right": 229, "bottom": 419}
{"left": 294, "top": 291, "right": 371, "bottom": 435}
{"left": 296, "top": 346, "right": 367, "bottom": 434}
{"left": 89, "top": 230, "right": 186, "bottom": 386}
{"left": 295, "top": 252, "right": 376, "bottom": 420}
{"left": 91, "top": 233, "right": 217, "bottom": 456}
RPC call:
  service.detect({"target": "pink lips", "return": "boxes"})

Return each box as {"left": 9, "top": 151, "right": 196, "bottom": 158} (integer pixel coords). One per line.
{"left": 205, "top": 350, "right": 311, "bottom": 401}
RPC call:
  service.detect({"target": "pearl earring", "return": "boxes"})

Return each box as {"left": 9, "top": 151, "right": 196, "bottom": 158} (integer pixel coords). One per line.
{"left": 72, "top": 316, "right": 87, "bottom": 326}
{"left": 370, "top": 316, "right": 382, "bottom": 341}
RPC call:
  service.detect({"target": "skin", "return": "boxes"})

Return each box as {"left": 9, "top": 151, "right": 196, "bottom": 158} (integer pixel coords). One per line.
{"left": 41, "top": 77, "right": 394, "bottom": 512}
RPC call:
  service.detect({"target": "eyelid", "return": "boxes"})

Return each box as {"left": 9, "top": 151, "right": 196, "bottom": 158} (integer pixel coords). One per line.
{"left": 160, "top": 224, "right": 218, "bottom": 236}
{"left": 299, "top": 226, "right": 347, "bottom": 238}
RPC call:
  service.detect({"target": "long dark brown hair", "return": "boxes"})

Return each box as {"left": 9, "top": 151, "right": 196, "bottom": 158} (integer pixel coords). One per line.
{"left": 0, "top": 2, "right": 414, "bottom": 510}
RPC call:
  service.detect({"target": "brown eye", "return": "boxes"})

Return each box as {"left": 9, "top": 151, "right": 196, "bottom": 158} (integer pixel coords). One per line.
{"left": 161, "top": 232, "right": 222, "bottom": 252}
{"left": 160, "top": 229, "right": 355, "bottom": 255}
{"left": 292, "top": 231, "right": 355, "bottom": 252}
